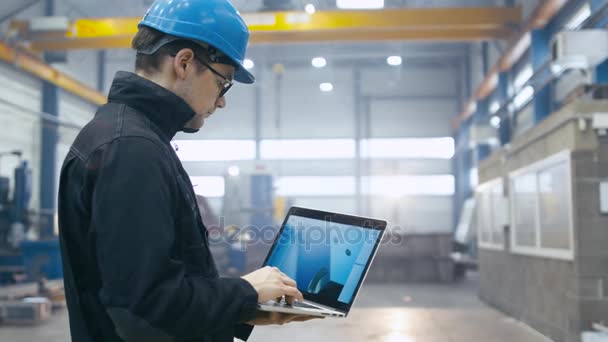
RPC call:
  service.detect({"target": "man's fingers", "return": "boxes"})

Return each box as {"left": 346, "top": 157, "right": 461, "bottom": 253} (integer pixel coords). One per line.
{"left": 280, "top": 274, "right": 297, "bottom": 288}
{"left": 282, "top": 286, "right": 304, "bottom": 302}
{"left": 284, "top": 295, "right": 296, "bottom": 305}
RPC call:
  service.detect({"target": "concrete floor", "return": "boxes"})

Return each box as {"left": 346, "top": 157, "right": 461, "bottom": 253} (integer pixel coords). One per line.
{"left": 0, "top": 274, "right": 552, "bottom": 342}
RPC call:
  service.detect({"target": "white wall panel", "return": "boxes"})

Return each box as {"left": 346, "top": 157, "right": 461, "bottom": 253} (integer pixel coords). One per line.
{"left": 369, "top": 99, "right": 456, "bottom": 138}
{"left": 361, "top": 68, "right": 458, "bottom": 97}
{"left": 261, "top": 68, "right": 355, "bottom": 139}
{"left": 369, "top": 196, "right": 453, "bottom": 234}
{"left": 52, "top": 50, "right": 99, "bottom": 89}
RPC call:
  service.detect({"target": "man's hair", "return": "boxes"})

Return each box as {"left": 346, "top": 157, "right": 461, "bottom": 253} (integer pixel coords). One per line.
{"left": 131, "top": 26, "right": 210, "bottom": 74}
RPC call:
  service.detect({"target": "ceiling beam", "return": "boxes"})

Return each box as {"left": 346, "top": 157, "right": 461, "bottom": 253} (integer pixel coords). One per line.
{"left": 11, "top": 7, "right": 522, "bottom": 51}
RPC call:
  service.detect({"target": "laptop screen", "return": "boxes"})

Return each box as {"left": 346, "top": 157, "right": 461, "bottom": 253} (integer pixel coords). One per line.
{"left": 263, "top": 207, "right": 386, "bottom": 313}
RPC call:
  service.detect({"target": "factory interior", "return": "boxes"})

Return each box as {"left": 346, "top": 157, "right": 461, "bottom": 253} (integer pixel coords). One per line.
{"left": 0, "top": 0, "right": 607, "bottom": 341}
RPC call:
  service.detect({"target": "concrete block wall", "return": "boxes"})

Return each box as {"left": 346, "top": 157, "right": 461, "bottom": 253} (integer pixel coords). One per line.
{"left": 572, "top": 145, "right": 608, "bottom": 334}
{"left": 479, "top": 250, "right": 578, "bottom": 342}
{"left": 477, "top": 99, "right": 608, "bottom": 342}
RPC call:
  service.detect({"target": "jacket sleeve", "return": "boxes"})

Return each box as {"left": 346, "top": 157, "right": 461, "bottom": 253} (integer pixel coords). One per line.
{"left": 234, "top": 324, "right": 254, "bottom": 341}
{"left": 87, "top": 137, "right": 258, "bottom": 341}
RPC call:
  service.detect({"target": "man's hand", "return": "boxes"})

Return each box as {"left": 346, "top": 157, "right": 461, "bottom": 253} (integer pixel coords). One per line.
{"left": 245, "top": 310, "right": 323, "bottom": 326}
{"left": 241, "top": 266, "right": 303, "bottom": 304}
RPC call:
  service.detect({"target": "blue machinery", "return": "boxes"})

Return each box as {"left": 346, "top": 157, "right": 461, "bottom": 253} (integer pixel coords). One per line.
{"left": 0, "top": 151, "right": 62, "bottom": 286}
{"left": 219, "top": 171, "right": 276, "bottom": 276}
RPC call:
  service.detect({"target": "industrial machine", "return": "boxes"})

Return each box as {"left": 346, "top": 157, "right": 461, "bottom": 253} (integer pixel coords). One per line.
{"left": 0, "top": 151, "right": 62, "bottom": 286}
{"left": 217, "top": 168, "right": 276, "bottom": 276}
{"left": 0, "top": 151, "right": 31, "bottom": 251}
{"left": 0, "top": 151, "right": 31, "bottom": 285}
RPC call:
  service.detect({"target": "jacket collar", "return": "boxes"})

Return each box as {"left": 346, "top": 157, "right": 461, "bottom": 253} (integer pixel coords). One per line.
{"left": 107, "top": 71, "right": 197, "bottom": 140}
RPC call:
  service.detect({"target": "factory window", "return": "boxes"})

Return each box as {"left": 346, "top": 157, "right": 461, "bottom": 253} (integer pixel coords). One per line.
{"left": 177, "top": 138, "right": 455, "bottom": 161}
{"left": 189, "top": 176, "right": 225, "bottom": 197}
{"left": 512, "top": 173, "right": 538, "bottom": 247}
{"left": 275, "top": 177, "right": 356, "bottom": 196}
{"left": 476, "top": 178, "right": 506, "bottom": 250}
{"left": 275, "top": 175, "right": 454, "bottom": 197}
{"left": 538, "top": 159, "right": 572, "bottom": 250}
{"left": 509, "top": 150, "right": 574, "bottom": 260}
{"left": 513, "top": 64, "right": 533, "bottom": 91}
{"left": 261, "top": 138, "right": 455, "bottom": 160}
{"left": 363, "top": 175, "right": 455, "bottom": 196}
{"left": 174, "top": 140, "right": 256, "bottom": 161}
{"left": 360, "top": 138, "right": 455, "bottom": 159}
{"left": 261, "top": 139, "right": 356, "bottom": 160}
{"left": 513, "top": 85, "right": 535, "bottom": 111}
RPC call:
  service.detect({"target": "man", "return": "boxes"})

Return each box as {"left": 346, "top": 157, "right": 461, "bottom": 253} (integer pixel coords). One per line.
{"left": 58, "top": 1, "right": 313, "bottom": 341}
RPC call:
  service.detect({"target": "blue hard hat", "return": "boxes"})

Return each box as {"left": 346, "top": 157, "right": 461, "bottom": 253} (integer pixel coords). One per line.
{"left": 139, "top": 0, "right": 254, "bottom": 84}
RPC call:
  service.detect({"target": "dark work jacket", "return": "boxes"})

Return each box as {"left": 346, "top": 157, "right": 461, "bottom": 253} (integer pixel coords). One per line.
{"left": 58, "top": 71, "right": 258, "bottom": 342}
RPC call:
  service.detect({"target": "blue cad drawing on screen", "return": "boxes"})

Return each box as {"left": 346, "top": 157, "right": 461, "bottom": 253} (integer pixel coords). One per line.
{"left": 266, "top": 215, "right": 380, "bottom": 304}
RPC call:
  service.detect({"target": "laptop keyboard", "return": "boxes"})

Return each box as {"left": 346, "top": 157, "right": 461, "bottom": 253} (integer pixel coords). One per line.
{"left": 270, "top": 300, "right": 322, "bottom": 310}
{"left": 292, "top": 301, "right": 322, "bottom": 310}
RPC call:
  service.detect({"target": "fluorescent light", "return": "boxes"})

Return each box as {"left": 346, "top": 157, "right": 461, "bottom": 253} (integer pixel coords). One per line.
{"left": 514, "top": 65, "right": 533, "bottom": 91}
{"left": 261, "top": 139, "right": 355, "bottom": 159}
{"left": 243, "top": 58, "right": 254, "bottom": 70}
{"left": 190, "top": 176, "right": 225, "bottom": 197}
{"left": 276, "top": 177, "right": 355, "bottom": 196}
{"left": 387, "top": 56, "right": 402, "bottom": 66}
{"left": 361, "top": 138, "right": 455, "bottom": 159}
{"left": 228, "top": 166, "right": 240, "bottom": 177}
{"left": 490, "top": 101, "right": 501, "bottom": 114}
{"left": 565, "top": 3, "right": 591, "bottom": 30}
{"left": 312, "top": 57, "right": 327, "bottom": 68}
{"left": 337, "top": 0, "right": 384, "bottom": 9}
{"left": 320, "top": 82, "right": 334, "bottom": 92}
{"left": 550, "top": 63, "right": 563, "bottom": 75}
{"left": 469, "top": 169, "right": 478, "bottom": 189}
{"left": 513, "top": 85, "right": 535, "bottom": 110}
{"left": 305, "top": 3, "right": 316, "bottom": 14}
{"left": 490, "top": 116, "right": 501, "bottom": 128}
{"left": 174, "top": 140, "right": 256, "bottom": 161}
{"left": 468, "top": 101, "right": 477, "bottom": 113}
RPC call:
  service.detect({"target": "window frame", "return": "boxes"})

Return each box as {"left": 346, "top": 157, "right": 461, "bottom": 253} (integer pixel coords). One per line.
{"left": 476, "top": 178, "right": 506, "bottom": 251}
{"left": 508, "top": 150, "right": 575, "bottom": 260}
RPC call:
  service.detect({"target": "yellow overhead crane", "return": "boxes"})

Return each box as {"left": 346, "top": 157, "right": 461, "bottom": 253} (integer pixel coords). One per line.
{"left": 0, "top": 42, "right": 107, "bottom": 105}
{"left": 11, "top": 7, "right": 522, "bottom": 51}
{"left": 2, "top": 7, "right": 521, "bottom": 105}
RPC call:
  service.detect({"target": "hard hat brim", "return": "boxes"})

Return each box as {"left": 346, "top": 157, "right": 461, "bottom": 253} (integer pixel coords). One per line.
{"left": 235, "top": 67, "right": 255, "bottom": 84}
{"left": 135, "top": 30, "right": 255, "bottom": 84}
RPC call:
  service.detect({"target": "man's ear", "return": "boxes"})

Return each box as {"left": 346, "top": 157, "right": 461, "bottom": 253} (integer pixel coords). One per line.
{"left": 173, "top": 48, "right": 195, "bottom": 80}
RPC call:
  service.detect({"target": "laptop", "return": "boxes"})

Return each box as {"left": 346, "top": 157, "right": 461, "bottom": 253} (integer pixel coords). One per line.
{"left": 257, "top": 206, "right": 387, "bottom": 318}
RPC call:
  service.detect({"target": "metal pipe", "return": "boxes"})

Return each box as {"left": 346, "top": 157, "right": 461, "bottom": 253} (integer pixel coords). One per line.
{"left": 0, "top": 97, "right": 81, "bottom": 130}
{"left": 97, "top": 50, "right": 106, "bottom": 92}
{"left": 354, "top": 68, "right": 362, "bottom": 215}
{"left": 254, "top": 67, "right": 262, "bottom": 161}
